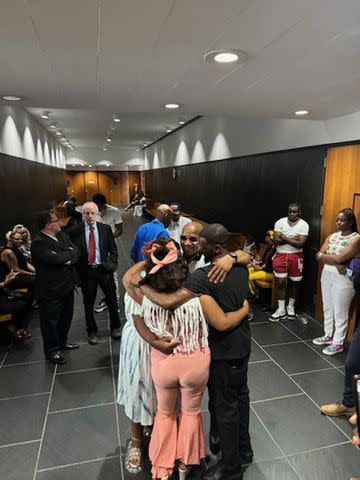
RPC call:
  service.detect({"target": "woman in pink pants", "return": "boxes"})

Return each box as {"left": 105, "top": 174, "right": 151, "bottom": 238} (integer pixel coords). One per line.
{"left": 124, "top": 239, "right": 249, "bottom": 479}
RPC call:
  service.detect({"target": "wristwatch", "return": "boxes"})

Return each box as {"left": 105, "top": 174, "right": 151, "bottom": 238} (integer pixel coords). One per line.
{"left": 227, "top": 252, "right": 237, "bottom": 263}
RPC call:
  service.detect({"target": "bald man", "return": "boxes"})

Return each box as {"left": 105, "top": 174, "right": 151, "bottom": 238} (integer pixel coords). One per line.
{"left": 180, "top": 221, "right": 207, "bottom": 272}
{"left": 130, "top": 204, "right": 171, "bottom": 262}
{"left": 68, "top": 201, "right": 121, "bottom": 344}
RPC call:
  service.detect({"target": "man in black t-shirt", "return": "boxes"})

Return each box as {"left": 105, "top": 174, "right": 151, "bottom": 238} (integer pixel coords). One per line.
{"left": 139, "top": 224, "right": 252, "bottom": 480}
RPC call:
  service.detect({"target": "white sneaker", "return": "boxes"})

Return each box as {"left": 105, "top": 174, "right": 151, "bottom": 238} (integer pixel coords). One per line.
{"left": 312, "top": 335, "right": 333, "bottom": 346}
{"left": 322, "top": 344, "right": 344, "bottom": 356}
{"left": 94, "top": 300, "right": 108, "bottom": 313}
{"left": 286, "top": 305, "right": 296, "bottom": 319}
{"left": 269, "top": 308, "right": 286, "bottom": 323}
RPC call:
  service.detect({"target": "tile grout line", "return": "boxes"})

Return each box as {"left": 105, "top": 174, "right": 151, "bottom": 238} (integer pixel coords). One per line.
{"left": 107, "top": 313, "right": 125, "bottom": 480}
{"left": 32, "top": 363, "right": 58, "bottom": 480}
{"left": 56, "top": 366, "right": 111, "bottom": 376}
{"left": 251, "top": 392, "right": 304, "bottom": 404}
{"left": 261, "top": 340, "right": 304, "bottom": 348}
{"left": 248, "top": 359, "right": 272, "bottom": 365}
{"left": 36, "top": 454, "right": 119, "bottom": 472}
{"left": 251, "top": 336, "right": 352, "bottom": 442}
{"left": 48, "top": 402, "right": 115, "bottom": 415}
{"left": 289, "top": 367, "right": 336, "bottom": 377}
{"left": 0, "top": 439, "right": 40, "bottom": 449}
{"left": 286, "top": 439, "right": 351, "bottom": 458}
{"left": 0, "top": 391, "right": 50, "bottom": 402}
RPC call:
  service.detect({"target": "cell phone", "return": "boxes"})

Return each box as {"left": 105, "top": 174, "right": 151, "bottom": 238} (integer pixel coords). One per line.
{"left": 352, "top": 374, "right": 360, "bottom": 434}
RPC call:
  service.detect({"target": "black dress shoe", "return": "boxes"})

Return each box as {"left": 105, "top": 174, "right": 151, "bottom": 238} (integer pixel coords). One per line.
{"left": 111, "top": 328, "right": 121, "bottom": 340}
{"left": 60, "top": 343, "right": 80, "bottom": 350}
{"left": 88, "top": 334, "right": 98, "bottom": 345}
{"left": 47, "top": 353, "right": 66, "bottom": 365}
{"left": 209, "top": 432, "right": 220, "bottom": 455}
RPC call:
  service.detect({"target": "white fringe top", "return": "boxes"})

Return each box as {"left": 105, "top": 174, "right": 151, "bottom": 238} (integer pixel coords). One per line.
{"left": 142, "top": 296, "right": 208, "bottom": 354}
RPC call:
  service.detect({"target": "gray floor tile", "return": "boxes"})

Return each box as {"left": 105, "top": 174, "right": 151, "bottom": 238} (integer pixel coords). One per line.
{"left": 37, "top": 456, "right": 121, "bottom": 480}
{"left": 0, "top": 363, "right": 54, "bottom": 398}
{"left": 57, "top": 341, "right": 112, "bottom": 373}
{"left": 253, "top": 394, "right": 348, "bottom": 455}
{"left": 50, "top": 368, "right": 114, "bottom": 412}
{"left": 288, "top": 442, "right": 360, "bottom": 480}
{"left": 307, "top": 341, "right": 348, "bottom": 367}
{"left": 250, "top": 340, "right": 270, "bottom": 363}
{"left": 263, "top": 342, "right": 331, "bottom": 374}
{"left": 67, "top": 319, "right": 110, "bottom": 344}
{"left": 4, "top": 337, "right": 45, "bottom": 365}
{"left": 291, "top": 368, "right": 345, "bottom": 407}
{"left": 281, "top": 317, "right": 324, "bottom": 340}
{"left": 251, "top": 306, "right": 273, "bottom": 324}
{"left": 243, "top": 458, "right": 300, "bottom": 480}
{"left": 0, "top": 441, "right": 39, "bottom": 480}
{"left": 251, "top": 323, "right": 299, "bottom": 346}
{"left": 249, "top": 409, "right": 283, "bottom": 463}
{"left": 0, "top": 394, "right": 48, "bottom": 445}
{"left": 39, "top": 404, "right": 119, "bottom": 469}
{"left": 249, "top": 361, "right": 301, "bottom": 402}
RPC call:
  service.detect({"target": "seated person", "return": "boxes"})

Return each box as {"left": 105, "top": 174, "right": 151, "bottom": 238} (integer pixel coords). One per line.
{"left": 248, "top": 230, "right": 276, "bottom": 297}
{"left": 248, "top": 242, "right": 262, "bottom": 268}
{"left": 125, "top": 189, "right": 145, "bottom": 212}
{"left": 13, "top": 224, "right": 32, "bottom": 261}
{"left": 1, "top": 231, "right": 36, "bottom": 293}
{"left": 0, "top": 266, "right": 33, "bottom": 340}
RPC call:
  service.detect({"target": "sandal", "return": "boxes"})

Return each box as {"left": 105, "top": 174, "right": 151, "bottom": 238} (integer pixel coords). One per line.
{"left": 125, "top": 438, "right": 142, "bottom": 474}
{"left": 19, "top": 330, "right": 32, "bottom": 340}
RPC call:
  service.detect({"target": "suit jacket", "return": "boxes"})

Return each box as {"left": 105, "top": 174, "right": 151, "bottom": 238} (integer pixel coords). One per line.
{"left": 31, "top": 231, "right": 80, "bottom": 299}
{"left": 67, "top": 222, "right": 118, "bottom": 278}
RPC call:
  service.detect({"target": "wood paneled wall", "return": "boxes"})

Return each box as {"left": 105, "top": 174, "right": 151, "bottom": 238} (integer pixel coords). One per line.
{"left": 315, "top": 145, "right": 360, "bottom": 320}
{"left": 0, "top": 152, "right": 66, "bottom": 239}
{"left": 66, "top": 171, "right": 138, "bottom": 205}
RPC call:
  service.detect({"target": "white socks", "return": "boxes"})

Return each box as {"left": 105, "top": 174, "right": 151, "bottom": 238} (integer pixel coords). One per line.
{"left": 288, "top": 297, "right": 296, "bottom": 308}
{"left": 278, "top": 299, "right": 286, "bottom": 312}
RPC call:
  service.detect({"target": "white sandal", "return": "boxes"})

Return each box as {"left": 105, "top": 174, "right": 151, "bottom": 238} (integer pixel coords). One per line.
{"left": 125, "top": 438, "right": 142, "bottom": 474}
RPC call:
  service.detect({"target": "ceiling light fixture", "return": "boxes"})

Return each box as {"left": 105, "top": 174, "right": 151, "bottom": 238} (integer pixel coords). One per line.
{"left": 295, "top": 110, "right": 309, "bottom": 116}
{"left": 107, "top": 138, "right": 112, "bottom": 142}
{"left": 136, "top": 148, "right": 140, "bottom": 152}
{"left": 2, "top": 94, "right": 23, "bottom": 101}
{"left": 113, "top": 116, "right": 120, "bottom": 122}
{"left": 72, "top": 164, "right": 76, "bottom": 167}
{"left": 166, "top": 128, "right": 172, "bottom": 133}
{"left": 143, "top": 144, "right": 148, "bottom": 147}
{"left": 164, "top": 103, "right": 180, "bottom": 109}
{"left": 103, "top": 146, "right": 108, "bottom": 151}
{"left": 49, "top": 123, "right": 57, "bottom": 129}
{"left": 179, "top": 120, "right": 185, "bottom": 125}
{"left": 41, "top": 111, "right": 51, "bottom": 119}
{"left": 89, "top": 165, "right": 92, "bottom": 167}
{"left": 56, "top": 131, "right": 62, "bottom": 136}
{"left": 204, "top": 49, "right": 248, "bottom": 65}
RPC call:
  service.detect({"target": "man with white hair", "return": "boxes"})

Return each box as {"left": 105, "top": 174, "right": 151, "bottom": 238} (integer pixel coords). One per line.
{"left": 68, "top": 202, "right": 121, "bottom": 345}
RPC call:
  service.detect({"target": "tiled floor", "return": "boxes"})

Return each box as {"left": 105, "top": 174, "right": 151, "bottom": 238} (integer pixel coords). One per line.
{"left": 1, "top": 209, "right": 360, "bottom": 480}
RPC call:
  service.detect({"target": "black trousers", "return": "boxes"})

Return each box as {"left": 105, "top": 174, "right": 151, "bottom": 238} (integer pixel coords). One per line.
{"left": 38, "top": 290, "right": 74, "bottom": 357}
{"left": 80, "top": 266, "right": 120, "bottom": 334}
{"left": 343, "top": 319, "right": 360, "bottom": 407}
{"left": 208, "top": 354, "right": 251, "bottom": 478}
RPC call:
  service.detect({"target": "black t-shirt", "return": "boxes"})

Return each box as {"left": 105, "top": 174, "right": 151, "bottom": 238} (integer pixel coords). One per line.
{"left": 184, "top": 264, "right": 251, "bottom": 360}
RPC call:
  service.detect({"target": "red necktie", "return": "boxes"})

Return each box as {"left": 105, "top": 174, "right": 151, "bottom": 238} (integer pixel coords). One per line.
{"left": 88, "top": 225, "right": 96, "bottom": 264}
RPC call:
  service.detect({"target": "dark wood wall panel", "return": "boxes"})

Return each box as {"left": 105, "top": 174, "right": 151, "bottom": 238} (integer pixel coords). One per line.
{"left": 0, "top": 152, "right": 66, "bottom": 240}
{"left": 145, "top": 147, "right": 327, "bottom": 315}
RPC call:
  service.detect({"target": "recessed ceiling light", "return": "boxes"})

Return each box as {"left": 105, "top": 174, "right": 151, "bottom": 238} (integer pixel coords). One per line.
{"left": 164, "top": 103, "right": 180, "bottom": 109}
{"left": 41, "top": 111, "right": 51, "bottom": 119}
{"left": 143, "top": 144, "right": 148, "bottom": 147}
{"left": 56, "top": 131, "right": 62, "bottom": 136}
{"left": 179, "top": 120, "right": 185, "bottom": 125}
{"left": 136, "top": 148, "right": 139, "bottom": 152}
{"left": 295, "top": 110, "right": 309, "bottom": 116}
{"left": 89, "top": 165, "right": 92, "bottom": 167}
{"left": 113, "top": 116, "right": 120, "bottom": 122}
{"left": 72, "top": 164, "right": 76, "bottom": 167}
{"left": 107, "top": 138, "right": 112, "bottom": 142}
{"left": 49, "top": 123, "right": 57, "bottom": 129}
{"left": 204, "top": 49, "right": 248, "bottom": 65}
{"left": 166, "top": 128, "right": 172, "bottom": 133}
{"left": 103, "top": 147, "right": 108, "bottom": 151}
{"left": 2, "top": 95, "right": 22, "bottom": 101}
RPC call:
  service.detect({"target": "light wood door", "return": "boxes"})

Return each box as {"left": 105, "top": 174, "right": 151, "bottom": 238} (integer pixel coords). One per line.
{"left": 84, "top": 171, "right": 99, "bottom": 201}
{"left": 66, "top": 172, "right": 85, "bottom": 203}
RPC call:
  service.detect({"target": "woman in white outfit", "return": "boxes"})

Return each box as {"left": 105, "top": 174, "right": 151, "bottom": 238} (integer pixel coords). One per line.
{"left": 313, "top": 208, "right": 360, "bottom": 355}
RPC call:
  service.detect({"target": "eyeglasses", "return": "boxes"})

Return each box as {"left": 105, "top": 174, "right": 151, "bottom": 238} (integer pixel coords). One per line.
{"left": 180, "top": 235, "right": 198, "bottom": 242}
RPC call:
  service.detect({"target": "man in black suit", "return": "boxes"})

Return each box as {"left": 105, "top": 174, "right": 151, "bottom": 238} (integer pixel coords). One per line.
{"left": 68, "top": 201, "right": 121, "bottom": 345}
{"left": 31, "top": 210, "right": 80, "bottom": 365}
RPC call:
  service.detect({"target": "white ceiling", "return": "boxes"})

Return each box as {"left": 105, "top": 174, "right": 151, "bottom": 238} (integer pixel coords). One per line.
{"left": 2, "top": 0, "right": 360, "bottom": 159}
